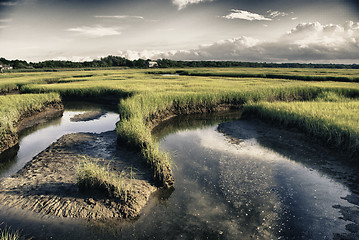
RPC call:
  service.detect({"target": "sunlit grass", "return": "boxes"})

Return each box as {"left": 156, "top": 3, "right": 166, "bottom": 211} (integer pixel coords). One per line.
{"left": 77, "top": 156, "right": 133, "bottom": 202}
{"left": 244, "top": 93, "right": 359, "bottom": 157}
{"left": 0, "top": 225, "right": 23, "bottom": 240}
{"left": 0, "top": 93, "right": 62, "bottom": 153}
{"left": 0, "top": 93, "right": 61, "bottom": 133}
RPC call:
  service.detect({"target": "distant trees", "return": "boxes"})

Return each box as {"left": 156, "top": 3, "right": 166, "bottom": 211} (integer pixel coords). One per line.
{"left": 0, "top": 56, "right": 358, "bottom": 70}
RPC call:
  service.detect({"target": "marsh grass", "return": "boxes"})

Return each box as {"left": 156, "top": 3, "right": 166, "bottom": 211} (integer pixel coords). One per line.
{"left": 0, "top": 93, "right": 61, "bottom": 130}
{"left": 77, "top": 156, "right": 133, "bottom": 202}
{"left": 243, "top": 94, "right": 359, "bottom": 157}
{"left": 0, "top": 225, "right": 23, "bottom": 240}
{"left": 150, "top": 67, "right": 359, "bottom": 82}
{"left": 0, "top": 93, "right": 62, "bottom": 153}
{"left": 2, "top": 68, "right": 359, "bottom": 186}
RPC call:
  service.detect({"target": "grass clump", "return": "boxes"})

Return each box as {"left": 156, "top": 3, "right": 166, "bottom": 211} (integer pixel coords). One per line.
{"left": 77, "top": 157, "right": 133, "bottom": 201}
{"left": 0, "top": 225, "right": 23, "bottom": 240}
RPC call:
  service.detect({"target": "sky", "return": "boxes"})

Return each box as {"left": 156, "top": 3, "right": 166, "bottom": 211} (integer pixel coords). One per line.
{"left": 0, "top": 0, "right": 358, "bottom": 63}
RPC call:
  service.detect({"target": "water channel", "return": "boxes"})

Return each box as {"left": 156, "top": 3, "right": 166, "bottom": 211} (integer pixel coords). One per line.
{"left": 0, "top": 104, "right": 358, "bottom": 239}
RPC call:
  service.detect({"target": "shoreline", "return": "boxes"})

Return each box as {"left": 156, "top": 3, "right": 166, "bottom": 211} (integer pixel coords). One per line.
{"left": 0, "top": 100, "right": 357, "bottom": 222}
{"left": 0, "top": 103, "right": 64, "bottom": 155}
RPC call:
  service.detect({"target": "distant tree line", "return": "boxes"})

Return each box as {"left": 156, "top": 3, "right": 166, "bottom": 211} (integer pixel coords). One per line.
{"left": 1, "top": 56, "right": 358, "bottom": 70}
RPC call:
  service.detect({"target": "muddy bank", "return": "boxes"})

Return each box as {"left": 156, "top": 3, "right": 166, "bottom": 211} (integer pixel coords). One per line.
{"left": 70, "top": 110, "right": 105, "bottom": 122}
{"left": 0, "top": 103, "right": 63, "bottom": 154}
{"left": 0, "top": 131, "right": 156, "bottom": 220}
{"left": 147, "top": 103, "right": 240, "bottom": 130}
{"left": 16, "top": 103, "right": 64, "bottom": 133}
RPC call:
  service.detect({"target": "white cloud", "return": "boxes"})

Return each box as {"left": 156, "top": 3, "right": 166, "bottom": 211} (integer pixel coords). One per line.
{"left": 94, "top": 15, "right": 144, "bottom": 20}
{"left": 52, "top": 56, "right": 97, "bottom": 62}
{"left": 267, "top": 10, "right": 288, "bottom": 19}
{"left": 172, "top": 0, "right": 212, "bottom": 10}
{"left": 119, "top": 21, "right": 359, "bottom": 63}
{"left": 118, "top": 49, "right": 175, "bottom": 60}
{"left": 291, "top": 17, "right": 298, "bottom": 21}
{"left": 280, "top": 22, "right": 359, "bottom": 54}
{"left": 120, "top": 37, "right": 261, "bottom": 61}
{"left": 223, "top": 9, "right": 272, "bottom": 21}
{"left": 66, "top": 25, "right": 121, "bottom": 37}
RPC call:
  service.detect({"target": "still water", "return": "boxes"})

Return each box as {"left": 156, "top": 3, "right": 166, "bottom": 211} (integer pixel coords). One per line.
{"left": 0, "top": 110, "right": 358, "bottom": 239}
{"left": 0, "top": 102, "right": 120, "bottom": 178}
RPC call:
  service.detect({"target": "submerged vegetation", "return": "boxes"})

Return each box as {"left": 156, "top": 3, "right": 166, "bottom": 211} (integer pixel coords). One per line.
{"left": 1, "top": 67, "right": 359, "bottom": 187}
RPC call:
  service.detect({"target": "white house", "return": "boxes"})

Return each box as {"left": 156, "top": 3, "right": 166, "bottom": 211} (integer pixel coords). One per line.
{"left": 0, "top": 65, "right": 13, "bottom": 72}
{"left": 147, "top": 61, "right": 158, "bottom": 68}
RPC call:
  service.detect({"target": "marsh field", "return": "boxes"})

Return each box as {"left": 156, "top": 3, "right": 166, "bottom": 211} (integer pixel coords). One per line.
{"left": 0, "top": 67, "right": 359, "bottom": 239}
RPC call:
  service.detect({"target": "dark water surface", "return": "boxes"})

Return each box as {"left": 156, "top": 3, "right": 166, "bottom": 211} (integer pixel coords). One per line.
{"left": 0, "top": 110, "right": 358, "bottom": 240}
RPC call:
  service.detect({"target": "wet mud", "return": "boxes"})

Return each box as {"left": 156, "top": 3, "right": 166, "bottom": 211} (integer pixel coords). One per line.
{"left": 70, "top": 110, "right": 105, "bottom": 122}
{"left": 0, "top": 131, "right": 156, "bottom": 220}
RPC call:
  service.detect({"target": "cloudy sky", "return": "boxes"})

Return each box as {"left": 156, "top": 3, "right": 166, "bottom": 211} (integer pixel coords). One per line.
{"left": 0, "top": 0, "right": 358, "bottom": 63}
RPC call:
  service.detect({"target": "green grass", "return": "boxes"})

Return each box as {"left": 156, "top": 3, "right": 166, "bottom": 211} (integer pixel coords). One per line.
{"left": 0, "top": 93, "right": 61, "bottom": 133}
{"left": 1, "top": 68, "right": 359, "bottom": 187}
{"left": 243, "top": 93, "right": 359, "bottom": 157}
{"left": 149, "top": 67, "right": 359, "bottom": 82}
{"left": 77, "top": 156, "right": 133, "bottom": 201}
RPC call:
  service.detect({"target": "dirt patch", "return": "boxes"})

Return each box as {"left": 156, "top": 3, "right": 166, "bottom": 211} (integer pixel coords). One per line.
{"left": 0, "top": 131, "right": 157, "bottom": 220}
{"left": 70, "top": 110, "right": 105, "bottom": 122}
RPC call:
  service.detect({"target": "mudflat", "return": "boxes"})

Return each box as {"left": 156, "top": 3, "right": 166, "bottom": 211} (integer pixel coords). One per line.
{"left": 70, "top": 110, "right": 105, "bottom": 122}
{"left": 0, "top": 131, "right": 157, "bottom": 220}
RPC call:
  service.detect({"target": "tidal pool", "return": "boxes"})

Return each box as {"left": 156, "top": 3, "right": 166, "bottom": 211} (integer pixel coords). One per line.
{"left": 0, "top": 102, "right": 120, "bottom": 178}
{"left": 0, "top": 111, "right": 358, "bottom": 239}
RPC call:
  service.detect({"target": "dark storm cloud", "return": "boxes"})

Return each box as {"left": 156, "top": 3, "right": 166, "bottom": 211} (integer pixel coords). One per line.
{"left": 346, "top": 0, "right": 359, "bottom": 12}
